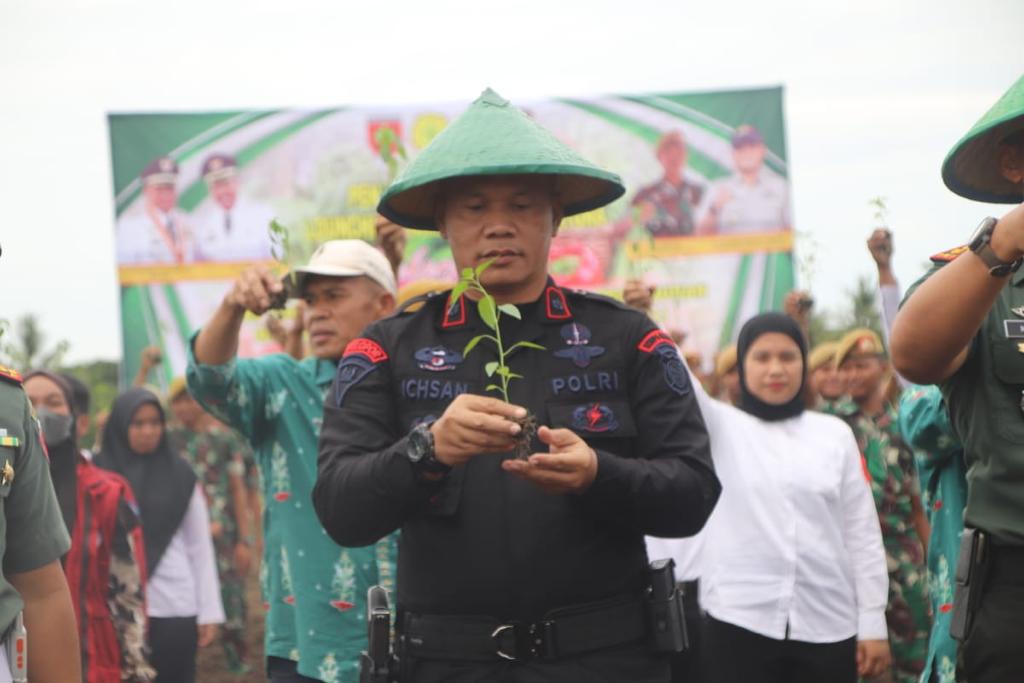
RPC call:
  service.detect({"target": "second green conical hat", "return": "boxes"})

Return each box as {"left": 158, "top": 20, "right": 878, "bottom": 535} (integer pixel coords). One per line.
{"left": 378, "top": 88, "right": 626, "bottom": 230}
{"left": 942, "top": 74, "right": 1024, "bottom": 204}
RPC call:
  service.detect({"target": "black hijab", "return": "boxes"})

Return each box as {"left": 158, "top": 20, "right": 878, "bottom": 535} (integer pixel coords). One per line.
{"left": 95, "top": 388, "right": 196, "bottom": 574}
{"left": 736, "top": 312, "right": 808, "bottom": 422}
{"left": 24, "top": 370, "right": 78, "bottom": 535}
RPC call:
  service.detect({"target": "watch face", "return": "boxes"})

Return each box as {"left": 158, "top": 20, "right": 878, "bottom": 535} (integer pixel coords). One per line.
{"left": 407, "top": 427, "right": 428, "bottom": 463}
{"left": 969, "top": 217, "right": 998, "bottom": 251}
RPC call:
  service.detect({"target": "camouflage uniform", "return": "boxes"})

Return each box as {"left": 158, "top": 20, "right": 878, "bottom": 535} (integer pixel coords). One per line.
{"left": 830, "top": 401, "right": 931, "bottom": 683}
{"left": 170, "top": 426, "right": 252, "bottom": 675}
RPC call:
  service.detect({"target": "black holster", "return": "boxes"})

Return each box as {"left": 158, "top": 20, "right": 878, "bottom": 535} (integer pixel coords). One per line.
{"left": 360, "top": 586, "right": 400, "bottom": 683}
{"left": 950, "top": 527, "right": 990, "bottom": 642}
{"left": 645, "top": 558, "right": 688, "bottom": 654}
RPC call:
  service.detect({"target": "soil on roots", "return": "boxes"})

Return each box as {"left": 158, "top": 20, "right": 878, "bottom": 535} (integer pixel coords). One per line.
{"left": 512, "top": 412, "right": 538, "bottom": 460}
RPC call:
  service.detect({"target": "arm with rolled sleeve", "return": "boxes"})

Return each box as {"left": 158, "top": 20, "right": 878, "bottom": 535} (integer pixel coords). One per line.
{"left": 182, "top": 486, "right": 224, "bottom": 625}
{"left": 185, "top": 331, "right": 270, "bottom": 441}
{"left": 580, "top": 319, "right": 720, "bottom": 538}
{"left": 838, "top": 425, "right": 889, "bottom": 640}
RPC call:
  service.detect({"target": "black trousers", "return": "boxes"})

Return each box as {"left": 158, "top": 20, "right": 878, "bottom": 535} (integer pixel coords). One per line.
{"left": 957, "top": 543, "right": 1024, "bottom": 682}
{"left": 149, "top": 616, "right": 197, "bottom": 683}
{"left": 267, "top": 656, "right": 323, "bottom": 682}
{"left": 401, "top": 642, "right": 670, "bottom": 682}
{"left": 701, "top": 615, "right": 856, "bottom": 683}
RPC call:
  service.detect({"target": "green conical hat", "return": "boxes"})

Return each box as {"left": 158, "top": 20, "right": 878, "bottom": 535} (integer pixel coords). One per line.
{"left": 378, "top": 88, "right": 626, "bottom": 230}
{"left": 942, "top": 74, "right": 1024, "bottom": 203}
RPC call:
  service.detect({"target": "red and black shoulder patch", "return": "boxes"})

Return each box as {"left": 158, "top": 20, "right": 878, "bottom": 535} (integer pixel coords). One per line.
{"left": 342, "top": 338, "right": 388, "bottom": 363}
{"left": 930, "top": 245, "right": 968, "bottom": 264}
{"left": 0, "top": 365, "right": 22, "bottom": 386}
{"left": 637, "top": 329, "right": 676, "bottom": 354}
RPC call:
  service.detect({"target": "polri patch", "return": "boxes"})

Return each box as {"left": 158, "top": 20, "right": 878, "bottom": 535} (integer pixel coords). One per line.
{"left": 656, "top": 346, "right": 691, "bottom": 396}
{"left": 553, "top": 322, "right": 605, "bottom": 368}
{"left": 415, "top": 346, "right": 463, "bottom": 372}
{"left": 571, "top": 402, "right": 619, "bottom": 433}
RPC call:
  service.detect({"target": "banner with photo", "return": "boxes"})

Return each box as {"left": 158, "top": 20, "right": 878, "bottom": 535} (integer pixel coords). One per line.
{"left": 108, "top": 87, "right": 794, "bottom": 389}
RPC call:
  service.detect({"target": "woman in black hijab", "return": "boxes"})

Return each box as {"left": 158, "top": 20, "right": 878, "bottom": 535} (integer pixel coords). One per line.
{"left": 24, "top": 372, "right": 154, "bottom": 682}
{"left": 677, "top": 314, "right": 893, "bottom": 682}
{"left": 96, "top": 388, "right": 223, "bottom": 683}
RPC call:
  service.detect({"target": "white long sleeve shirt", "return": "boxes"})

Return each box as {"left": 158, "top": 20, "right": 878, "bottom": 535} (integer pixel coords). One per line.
{"left": 146, "top": 485, "right": 225, "bottom": 625}
{"left": 695, "top": 392, "right": 889, "bottom": 643}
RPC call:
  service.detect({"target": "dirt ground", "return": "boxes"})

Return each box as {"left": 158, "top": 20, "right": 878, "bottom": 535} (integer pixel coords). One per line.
{"left": 196, "top": 572, "right": 266, "bottom": 682}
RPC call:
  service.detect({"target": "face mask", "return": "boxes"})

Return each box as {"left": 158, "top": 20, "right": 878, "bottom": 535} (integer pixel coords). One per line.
{"left": 36, "top": 407, "right": 74, "bottom": 448}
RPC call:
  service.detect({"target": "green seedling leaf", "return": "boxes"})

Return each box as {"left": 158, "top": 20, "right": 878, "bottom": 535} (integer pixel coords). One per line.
{"left": 463, "top": 334, "right": 494, "bottom": 357}
{"left": 461, "top": 267, "right": 474, "bottom": 280}
{"left": 478, "top": 295, "right": 498, "bottom": 330}
{"left": 495, "top": 366, "right": 511, "bottom": 378}
{"left": 475, "top": 258, "right": 495, "bottom": 277}
{"left": 450, "top": 280, "right": 469, "bottom": 302}
{"left": 507, "top": 372, "right": 523, "bottom": 380}
{"left": 485, "top": 361, "right": 499, "bottom": 377}
{"left": 485, "top": 384, "right": 502, "bottom": 392}
{"left": 498, "top": 304, "right": 521, "bottom": 320}
{"left": 509, "top": 340, "right": 546, "bottom": 352}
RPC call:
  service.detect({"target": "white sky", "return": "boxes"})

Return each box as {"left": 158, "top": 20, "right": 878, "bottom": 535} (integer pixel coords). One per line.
{"left": 0, "top": 0, "right": 1021, "bottom": 363}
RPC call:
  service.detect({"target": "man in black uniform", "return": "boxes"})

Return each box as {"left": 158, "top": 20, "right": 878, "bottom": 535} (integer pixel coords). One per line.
{"left": 314, "top": 88, "right": 719, "bottom": 683}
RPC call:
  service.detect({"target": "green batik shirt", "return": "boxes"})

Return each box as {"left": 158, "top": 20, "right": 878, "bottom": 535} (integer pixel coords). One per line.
{"left": 898, "top": 384, "right": 965, "bottom": 683}
{"left": 828, "top": 399, "right": 930, "bottom": 682}
{"left": 907, "top": 262, "right": 1024, "bottom": 545}
{"left": 186, "top": 339, "right": 397, "bottom": 683}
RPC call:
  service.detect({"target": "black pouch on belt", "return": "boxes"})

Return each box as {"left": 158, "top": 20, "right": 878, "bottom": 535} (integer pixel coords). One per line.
{"left": 950, "top": 527, "right": 989, "bottom": 642}
{"left": 646, "top": 558, "right": 688, "bottom": 653}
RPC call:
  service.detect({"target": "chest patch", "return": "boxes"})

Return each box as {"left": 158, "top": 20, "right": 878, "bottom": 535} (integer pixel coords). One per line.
{"left": 1004, "top": 320, "right": 1024, "bottom": 339}
{"left": 414, "top": 346, "right": 464, "bottom": 372}
{"left": 571, "top": 403, "right": 620, "bottom": 433}
{"left": 550, "top": 371, "right": 621, "bottom": 396}
{"left": 552, "top": 322, "right": 605, "bottom": 368}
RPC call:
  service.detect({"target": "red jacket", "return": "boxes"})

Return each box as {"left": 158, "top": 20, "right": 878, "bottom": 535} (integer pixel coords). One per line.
{"left": 64, "top": 457, "right": 147, "bottom": 683}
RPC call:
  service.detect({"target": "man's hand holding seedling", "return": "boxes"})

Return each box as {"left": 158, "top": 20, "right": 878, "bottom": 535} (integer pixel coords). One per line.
{"left": 502, "top": 426, "right": 598, "bottom": 494}
{"left": 226, "top": 265, "right": 285, "bottom": 316}
{"left": 430, "top": 395, "right": 524, "bottom": 467}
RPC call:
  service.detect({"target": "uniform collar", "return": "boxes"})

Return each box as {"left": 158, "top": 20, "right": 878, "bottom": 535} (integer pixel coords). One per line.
{"left": 312, "top": 357, "right": 337, "bottom": 386}
{"left": 437, "top": 278, "right": 574, "bottom": 331}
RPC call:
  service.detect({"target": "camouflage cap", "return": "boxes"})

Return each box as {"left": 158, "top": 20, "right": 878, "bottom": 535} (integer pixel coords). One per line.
{"left": 714, "top": 344, "right": 738, "bottom": 378}
{"left": 835, "top": 328, "right": 886, "bottom": 368}
{"left": 807, "top": 341, "right": 839, "bottom": 372}
{"left": 377, "top": 88, "right": 625, "bottom": 230}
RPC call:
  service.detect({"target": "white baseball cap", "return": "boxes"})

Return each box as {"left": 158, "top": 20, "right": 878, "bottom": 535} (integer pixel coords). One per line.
{"left": 287, "top": 240, "right": 397, "bottom": 297}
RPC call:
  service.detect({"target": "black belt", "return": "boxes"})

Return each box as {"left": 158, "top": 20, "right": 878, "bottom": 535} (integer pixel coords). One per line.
{"left": 401, "top": 595, "right": 648, "bottom": 662}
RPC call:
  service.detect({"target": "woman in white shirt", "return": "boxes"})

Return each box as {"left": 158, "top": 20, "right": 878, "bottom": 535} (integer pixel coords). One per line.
{"left": 696, "top": 313, "right": 891, "bottom": 682}
{"left": 96, "top": 388, "right": 224, "bottom": 683}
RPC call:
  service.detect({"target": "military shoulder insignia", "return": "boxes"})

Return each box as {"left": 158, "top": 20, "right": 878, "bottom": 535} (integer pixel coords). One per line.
{"left": 930, "top": 245, "right": 968, "bottom": 264}
{"left": 637, "top": 329, "right": 675, "bottom": 354}
{"left": 0, "top": 365, "right": 23, "bottom": 386}
{"left": 335, "top": 338, "right": 389, "bottom": 407}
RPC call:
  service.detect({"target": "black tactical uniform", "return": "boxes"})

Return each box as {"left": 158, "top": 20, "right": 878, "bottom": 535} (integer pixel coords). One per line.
{"left": 315, "top": 281, "right": 719, "bottom": 682}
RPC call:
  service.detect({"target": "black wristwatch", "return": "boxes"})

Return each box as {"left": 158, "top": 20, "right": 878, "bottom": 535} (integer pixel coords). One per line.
{"left": 406, "top": 421, "right": 451, "bottom": 477}
{"left": 969, "top": 216, "right": 1023, "bottom": 277}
